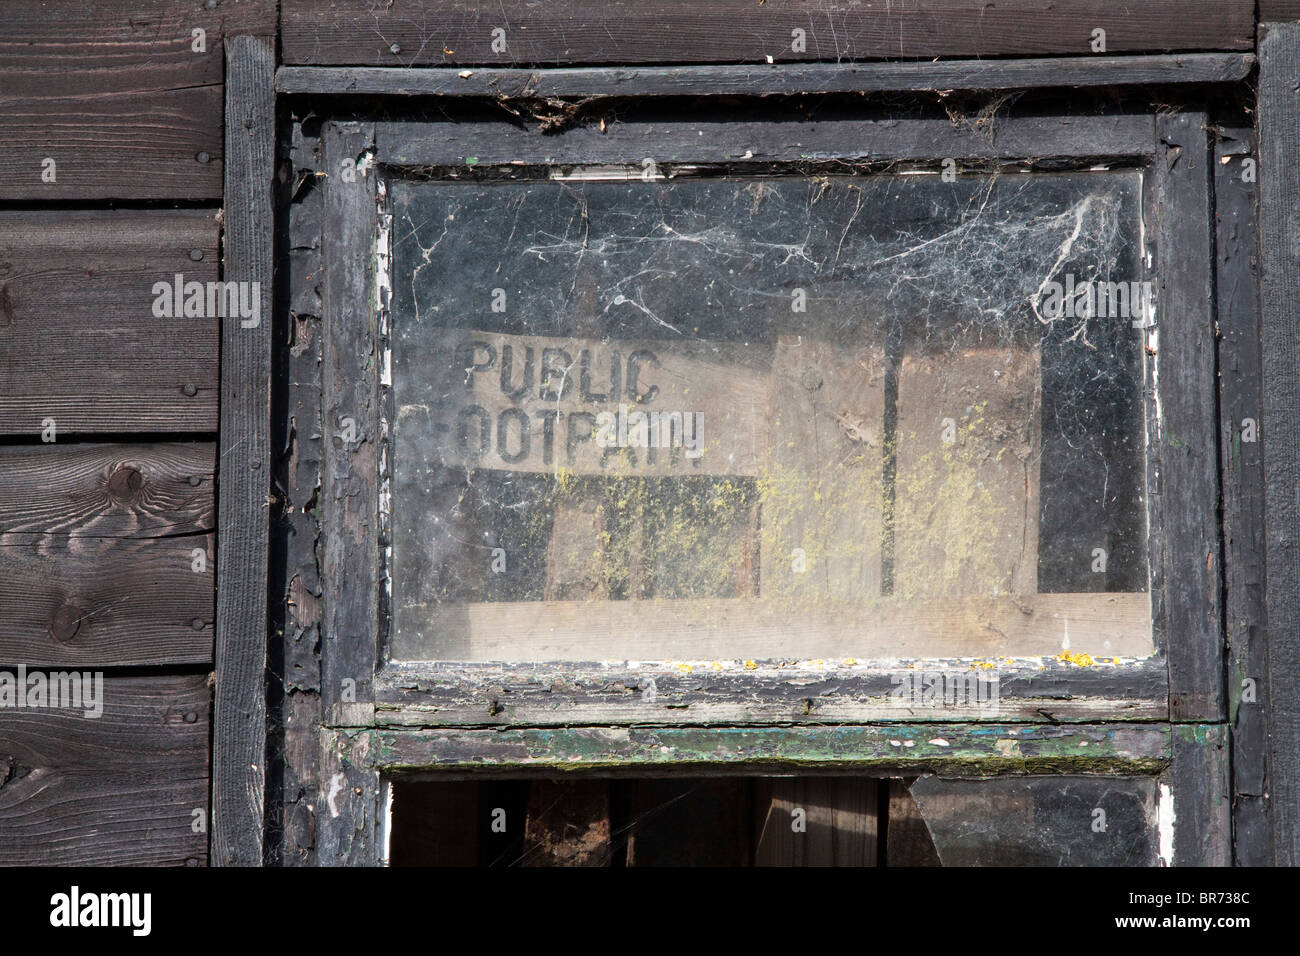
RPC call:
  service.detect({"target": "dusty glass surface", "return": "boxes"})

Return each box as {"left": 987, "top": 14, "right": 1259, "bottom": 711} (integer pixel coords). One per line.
{"left": 908, "top": 775, "right": 1160, "bottom": 866}
{"left": 387, "top": 172, "right": 1152, "bottom": 662}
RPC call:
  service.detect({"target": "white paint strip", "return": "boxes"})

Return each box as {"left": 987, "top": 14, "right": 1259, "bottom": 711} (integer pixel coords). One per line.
{"left": 1157, "top": 782, "right": 1176, "bottom": 865}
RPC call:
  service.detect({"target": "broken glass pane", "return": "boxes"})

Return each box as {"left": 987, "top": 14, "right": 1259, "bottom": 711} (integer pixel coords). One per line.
{"left": 387, "top": 171, "right": 1151, "bottom": 662}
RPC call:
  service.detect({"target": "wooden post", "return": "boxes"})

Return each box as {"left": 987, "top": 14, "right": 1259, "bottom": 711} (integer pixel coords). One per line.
{"left": 1257, "top": 21, "right": 1300, "bottom": 866}
{"left": 213, "top": 34, "right": 274, "bottom": 867}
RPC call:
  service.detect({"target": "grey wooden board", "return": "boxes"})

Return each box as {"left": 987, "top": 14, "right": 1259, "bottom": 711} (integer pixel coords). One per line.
{"left": 1257, "top": 22, "right": 1300, "bottom": 867}
{"left": 377, "top": 112, "right": 1156, "bottom": 167}
{"left": 1151, "top": 112, "right": 1224, "bottom": 723}
{"left": 0, "top": 674, "right": 210, "bottom": 866}
{"left": 0, "top": 533, "right": 214, "bottom": 667}
{"left": 0, "top": 210, "right": 219, "bottom": 434}
{"left": 277, "top": 53, "right": 1254, "bottom": 97}
{"left": 374, "top": 658, "right": 1169, "bottom": 726}
{"left": 280, "top": 0, "right": 1255, "bottom": 66}
{"left": 1213, "top": 125, "right": 1272, "bottom": 866}
{"left": 0, "top": 442, "right": 214, "bottom": 537}
{"left": 212, "top": 34, "right": 274, "bottom": 868}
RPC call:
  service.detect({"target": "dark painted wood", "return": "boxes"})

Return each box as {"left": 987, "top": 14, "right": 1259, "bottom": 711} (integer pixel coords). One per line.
{"left": 375, "top": 657, "right": 1169, "bottom": 727}
{"left": 0, "top": 533, "right": 214, "bottom": 667}
{"left": 1257, "top": 22, "right": 1300, "bottom": 868}
{"left": 212, "top": 35, "right": 274, "bottom": 868}
{"left": 0, "top": 443, "right": 214, "bottom": 538}
{"left": 276, "top": 121, "right": 327, "bottom": 867}
{"left": 1260, "top": 2, "right": 1300, "bottom": 20}
{"left": 281, "top": 0, "right": 1254, "bottom": 67}
{"left": 377, "top": 112, "right": 1156, "bottom": 168}
{"left": 1169, "top": 724, "right": 1231, "bottom": 865}
{"left": 1152, "top": 112, "right": 1224, "bottom": 723}
{"left": 0, "top": 0, "right": 274, "bottom": 199}
{"left": 0, "top": 674, "right": 210, "bottom": 866}
{"left": 1213, "top": 125, "right": 1272, "bottom": 866}
{"left": 0, "top": 210, "right": 219, "bottom": 434}
{"left": 317, "top": 121, "right": 383, "bottom": 866}
{"left": 278, "top": 54, "right": 1255, "bottom": 98}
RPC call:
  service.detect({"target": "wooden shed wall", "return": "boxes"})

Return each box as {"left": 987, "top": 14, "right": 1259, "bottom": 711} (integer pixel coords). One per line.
{"left": 0, "top": 0, "right": 1287, "bottom": 866}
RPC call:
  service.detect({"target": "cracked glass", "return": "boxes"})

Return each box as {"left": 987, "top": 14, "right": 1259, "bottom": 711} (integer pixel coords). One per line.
{"left": 385, "top": 171, "right": 1152, "bottom": 662}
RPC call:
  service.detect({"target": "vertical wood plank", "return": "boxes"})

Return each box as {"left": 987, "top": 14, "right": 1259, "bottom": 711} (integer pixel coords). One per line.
{"left": 1153, "top": 111, "right": 1224, "bottom": 723}
{"left": 317, "top": 120, "right": 382, "bottom": 865}
{"left": 1213, "top": 124, "right": 1272, "bottom": 866}
{"left": 623, "top": 778, "right": 752, "bottom": 866}
{"left": 1170, "top": 725, "right": 1231, "bottom": 865}
{"left": 754, "top": 777, "right": 878, "bottom": 866}
{"left": 212, "top": 34, "right": 274, "bottom": 868}
{"left": 1257, "top": 21, "right": 1300, "bottom": 866}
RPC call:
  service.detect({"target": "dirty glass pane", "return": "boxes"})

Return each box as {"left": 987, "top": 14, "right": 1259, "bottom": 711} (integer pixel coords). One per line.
{"left": 907, "top": 775, "right": 1161, "bottom": 866}
{"left": 387, "top": 172, "right": 1152, "bottom": 662}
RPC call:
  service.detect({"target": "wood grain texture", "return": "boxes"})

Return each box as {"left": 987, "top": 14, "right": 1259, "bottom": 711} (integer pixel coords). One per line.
{"left": 377, "top": 113, "right": 1156, "bottom": 168}
{"left": 277, "top": 54, "right": 1256, "bottom": 98}
{"left": 1214, "top": 126, "right": 1272, "bottom": 866}
{"left": 0, "top": 674, "right": 210, "bottom": 866}
{"left": 0, "top": 443, "right": 214, "bottom": 538}
{"left": 1152, "top": 112, "right": 1223, "bottom": 723}
{"left": 281, "top": 0, "right": 1254, "bottom": 66}
{"left": 212, "top": 35, "right": 274, "bottom": 868}
{"left": 886, "top": 779, "right": 941, "bottom": 866}
{"left": 754, "top": 777, "right": 877, "bottom": 866}
{"left": 0, "top": 0, "right": 274, "bottom": 199}
{"left": 0, "top": 210, "right": 219, "bottom": 434}
{"left": 0, "top": 533, "right": 214, "bottom": 667}
{"left": 1258, "top": 22, "right": 1300, "bottom": 867}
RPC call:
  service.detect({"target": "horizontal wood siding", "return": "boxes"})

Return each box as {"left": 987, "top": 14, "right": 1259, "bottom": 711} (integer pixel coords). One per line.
{"left": 282, "top": 0, "right": 1254, "bottom": 66}
{"left": 0, "top": 211, "right": 219, "bottom": 434}
{"left": 0, "top": 675, "right": 211, "bottom": 866}
{"left": 0, "top": 0, "right": 274, "bottom": 199}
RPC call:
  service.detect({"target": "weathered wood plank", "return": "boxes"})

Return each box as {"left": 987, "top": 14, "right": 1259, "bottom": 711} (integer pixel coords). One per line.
{"left": 374, "top": 723, "right": 1173, "bottom": 775}
{"left": 391, "top": 591, "right": 1153, "bottom": 662}
{"left": 376, "top": 655, "right": 1169, "bottom": 726}
{"left": 212, "top": 35, "right": 274, "bottom": 868}
{"left": 377, "top": 113, "right": 1156, "bottom": 168}
{"left": 281, "top": 1, "right": 1254, "bottom": 66}
{"left": 316, "top": 120, "right": 382, "bottom": 867}
{"left": 1214, "top": 125, "right": 1272, "bottom": 867}
{"left": 1257, "top": 22, "right": 1300, "bottom": 867}
{"left": 277, "top": 54, "right": 1256, "bottom": 98}
{"left": 0, "top": 674, "right": 210, "bottom": 866}
{"left": 0, "top": 210, "right": 219, "bottom": 434}
{"left": 1169, "top": 724, "right": 1230, "bottom": 865}
{"left": 754, "top": 778, "right": 877, "bottom": 866}
{"left": 0, "top": 443, "right": 214, "bottom": 537}
{"left": 0, "top": 534, "right": 214, "bottom": 667}
{"left": 0, "top": 0, "right": 275, "bottom": 199}
{"left": 0, "top": 88, "right": 223, "bottom": 200}
{"left": 1152, "top": 112, "right": 1223, "bottom": 722}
